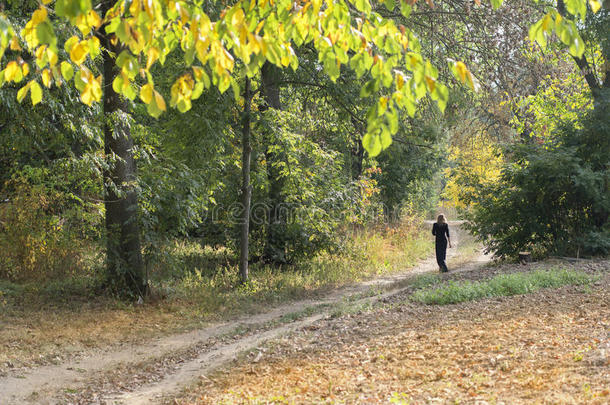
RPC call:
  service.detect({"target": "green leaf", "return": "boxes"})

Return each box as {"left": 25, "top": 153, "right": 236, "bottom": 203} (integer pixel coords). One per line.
{"left": 16, "top": 83, "right": 29, "bottom": 103}
{"left": 380, "top": 125, "right": 392, "bottom": 149}
{"left": 147, "top": 98, "right": 163, "bottom": 118}
{"left": 36, "top": 21, "right": 56, "bottom": 46}
{"left": 360, "top": 79, "right": 377, "bottom": 98}
{"left": 124, "top": 84, "right": 137, "bottom": 100}
{"left": 74, "top": 71, "right": 86, "bottom": 92}
{"left": 490, "top": 0, "right": 503, "bottom": 9}
{"left": 362, "top": 131, "right": 382, "bottom": 157}
{"left": 105, "top": 17, "right": 121, "bottom": 34}
{"left": 388, "top": 109, "right": 399, "bottom": 134}
{"left": 177, "top": 98, "right": 191, "bottom": 113}
{"left": 565, "top": 0, "right": 587, "bottom": 20}
{"left": 383, "top": 0, "right": 395, "bottom": 11}
{"left": 569, "top": 35, "right": 585, "bottom": 58}
{"left": 400, "top": 1, "right": 412, "bottom": 17}
{"left": 435, "top": 84, "right": 449, "bottom": 112}
{"left": 60, "top": 61, "right": 74, "bottom": 81}
{"left": 112, "top": 75, "right": 123, "bottom": 94}
{"left": 353, "top": 0, "right": 372, "bottom": 14}
{"left": 64, "top": 36, "right": 79, "bottom": 54}
{"left": 192, "top": 82, "right": 204, "bottom": 100}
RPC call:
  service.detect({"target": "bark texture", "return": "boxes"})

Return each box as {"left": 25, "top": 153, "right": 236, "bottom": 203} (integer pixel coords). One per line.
{"left": 239, "top": 77, "right": 253, "bottom": 283}
{"left": 261, "top": 62, "right": 288, "bottom": 263}
{"left": 99, "top": 1, "right": 145, "bottom": 295}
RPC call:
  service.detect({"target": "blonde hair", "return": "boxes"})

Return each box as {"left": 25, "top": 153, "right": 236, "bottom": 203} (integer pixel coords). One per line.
{"left": 437, "top": 214, "right": 446, "bottom": 224}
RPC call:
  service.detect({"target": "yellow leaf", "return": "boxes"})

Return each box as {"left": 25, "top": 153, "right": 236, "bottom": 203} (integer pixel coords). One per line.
{"left": 30, "top": 81, "right": 42, "bottom": 105}
{"left": 425, "top": 75, "right": 436, "bottom": 92}
{"left": 75, "top": 15, "right": 90, "bottom": 35}
{"left": 396, "top": 73, "right": 404, "bottom": 90}
{"left": 192, "top": 66, "right": 204, "bottom": 81}
{"left": 220, "top": 48, "right": 234, "bottom": 70}
{"left": 16, "top": 82, "right": 31, "bottom": 103}
{"left": 231, "top": 8, "right": 245, "bottom": 27}
{"left": 81, "top": 87, "right": 94, "bottom": 105}
{"left": 4, "top": 61, "right": 20, "bottom": 82}
{"left": 31, "top": 7, "right": 48, "bottom": 26}
{"left": 130, "top": 0, "right": 141, "bottom": 16}
{"left": 46, "top": 47, "right": 58, "bottom": 66}
{"left": 70, "top": 41, "right": 89, "bottom": 65}
{"left": 146, "top": 47, "right": 160, "bottom": 69}
{"left": 255, "top": 20, "right": 265, "bottom": 35}
{"left": 35, "top": 45, "right": 47, "bottom": 60}
{"left": 379, "top": 96, "right": 388, "bottom": 115}
{"left": 541, "top": 14, "right": 553, "bottom": 31}
{"left": 196, "top": 38, "right": 210, "bottom": 63}
{"left": 154, "top": 90, "right": 166, "bottom": 112}
{"left": 140, "top": 83, "right": 154, "bottom": 103}
{"left": 42, "top": 69, "right": 51, "bottom": 87}
{"left": 81, "top": 75, "right": 102, "bottom": 106}
{"left": 589, "top": 0, "right": 601, "bottom": 13}
{"left": 10, "top": 37, "right": 21, "bottom": 51}
{"left": 409, "top": 54, "right": 419, "bottom": 67}
{"left": 455, "top": 61, "right": 468, "bottom": 83}
{"left": 87, "top": 10, "right": 102, "bottom": 28}
{"left": 21, "top": 63, "right": 30, "bottom": 78}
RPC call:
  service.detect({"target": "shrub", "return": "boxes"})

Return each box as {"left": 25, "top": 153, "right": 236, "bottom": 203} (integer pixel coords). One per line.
{"left": 464, "top": 94, "right": 609, "bottom": 259}
{"left": 0, "top": 178, "right": 99, "bottom": 281}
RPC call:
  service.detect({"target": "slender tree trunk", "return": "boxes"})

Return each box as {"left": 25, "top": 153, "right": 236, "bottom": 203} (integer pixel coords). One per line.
{"left": 261, "top": 62, "right": 287, "bottom": 263}
{"left": 239, "top": 77, "right": 253, "bottom": 283}
{"left": 350, "top": 116, "right": 365, "bottom": 180}
{"left": 556, "top": 0, "right": 608, "bottom": 100}
{"left": 99, "top": 1, "right": 145, "bottom": 296}
{"left": 351, "top": 137, "right": 365, "bottom": 180}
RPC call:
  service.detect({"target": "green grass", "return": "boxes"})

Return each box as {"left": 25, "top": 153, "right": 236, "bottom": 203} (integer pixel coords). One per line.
{"left": 411, "top": 268, "right": 599, "bottom": 305}
{"left": 409, "top": 273, "right": 441, "bottom": 290}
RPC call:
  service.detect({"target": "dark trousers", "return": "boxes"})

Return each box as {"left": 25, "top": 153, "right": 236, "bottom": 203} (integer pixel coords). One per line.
{"left": 435, "top": 241, "right": 448, "bottom": 272}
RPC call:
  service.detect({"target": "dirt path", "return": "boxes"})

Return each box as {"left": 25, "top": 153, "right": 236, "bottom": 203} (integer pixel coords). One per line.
{"left": 184, "top": 266, "right": 608, "bottom": 404}
{"left": 0, "top": 222, "right": 484, "bottom": 404}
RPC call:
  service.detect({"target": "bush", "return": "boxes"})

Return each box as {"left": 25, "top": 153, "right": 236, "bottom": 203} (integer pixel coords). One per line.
{"left": 464, "top": 94, "right": 609, "bottom": 259}
{"left": 0, "top": 178, "right": 100, "bottom": 281}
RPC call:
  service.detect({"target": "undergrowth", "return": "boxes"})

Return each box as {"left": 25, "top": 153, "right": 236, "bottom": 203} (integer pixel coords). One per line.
{"left": 152, "top": 220, "right": 432, "bottom": 318}
{"left": 411, "top": 268, "right": 599, "bottom": 305}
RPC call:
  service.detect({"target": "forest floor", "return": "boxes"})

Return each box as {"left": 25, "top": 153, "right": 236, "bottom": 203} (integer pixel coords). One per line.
{"left": 0, "top": 229, "right": 608, "bottom": 404}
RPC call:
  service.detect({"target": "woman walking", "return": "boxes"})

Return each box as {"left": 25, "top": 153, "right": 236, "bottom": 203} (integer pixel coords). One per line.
{"left": 432, "top": 214, "right": 452, "bottom": 272}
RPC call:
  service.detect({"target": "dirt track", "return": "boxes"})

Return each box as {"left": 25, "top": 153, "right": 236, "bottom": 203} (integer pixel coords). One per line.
{"left": 0, "top": 223, "right": 484, "bottom": 404}
{"left": 185, "top": 266, "right": 608, "bottom": 404}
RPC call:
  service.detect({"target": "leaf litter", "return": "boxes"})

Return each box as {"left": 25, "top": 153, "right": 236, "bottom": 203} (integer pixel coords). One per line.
{"left": 174, "top": 261, "right": 609, "bottom": 404}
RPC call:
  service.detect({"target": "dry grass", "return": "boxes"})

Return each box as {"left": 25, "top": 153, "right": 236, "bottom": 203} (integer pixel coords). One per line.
{"left": 0, "top": 298, "right": 196, "bottom": 370}
{"left": 0, "top": 221, "right": 433, "bottom": 372}
{"left": 180, "top": 270, "right": 609, "bottom": 404}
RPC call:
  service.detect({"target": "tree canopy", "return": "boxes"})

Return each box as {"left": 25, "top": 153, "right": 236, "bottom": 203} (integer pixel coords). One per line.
{"left": 0, "top": 0, "right": 599, "bottom": 156}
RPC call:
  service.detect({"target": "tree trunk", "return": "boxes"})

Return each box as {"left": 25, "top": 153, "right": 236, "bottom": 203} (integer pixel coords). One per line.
{"left": 99, "top": 1, "right": 145, "bottom": 296}
{"left": 556, "top": 0, "right": 609, "bottom": 101}
{"left": 239, "top": 77, "right": 253, "bottom": 283}
{"left": 261, "top": 62, "right": 287, "bottom": 263}
{"left": 350, "top": 116, "right": 365, "bottom": 180}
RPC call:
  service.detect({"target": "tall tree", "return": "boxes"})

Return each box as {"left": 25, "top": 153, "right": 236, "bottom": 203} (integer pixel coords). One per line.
{"left": 239, "top": 76, "right": 252, "bottom": 283}
{"left": 98, "top": 0, "right": 145, "bottom": 295}
{"left": 0, "top": 0, "right": 602, "bottom": 287}
{"left": 260, "top": 61, "right": 288, "bottom": 263}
